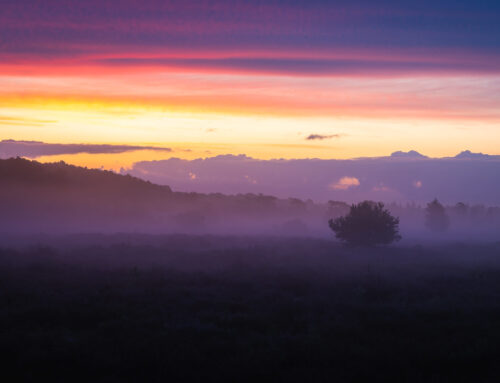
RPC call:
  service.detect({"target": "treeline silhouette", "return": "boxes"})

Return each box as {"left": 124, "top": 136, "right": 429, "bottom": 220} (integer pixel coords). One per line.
{"left": 1, "top": 158, "right": 499, "bottom": 239}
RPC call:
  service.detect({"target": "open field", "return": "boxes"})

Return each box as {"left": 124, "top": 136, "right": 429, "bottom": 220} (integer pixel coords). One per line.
{"left": 1, "top": 235, "right": 500, "bottom": 382}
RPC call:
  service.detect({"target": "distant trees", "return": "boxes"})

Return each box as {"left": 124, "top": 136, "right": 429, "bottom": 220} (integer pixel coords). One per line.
{"left": 454, "top": 202, "right": 468, "bottom": 216}
{"left": 425, "top": 199, "right": 450, "bottom": 233}
{"left": 329, "top": 201, "right": 401, "bottom": 246}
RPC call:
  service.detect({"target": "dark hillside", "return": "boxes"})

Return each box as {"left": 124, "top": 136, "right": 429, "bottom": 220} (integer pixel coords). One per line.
{"left": 0, "top": 158, "right": 329, "bottom": 235}
{"left": 0, "top": 158, "right": 175, "bottom": 232}
{"left": 0, "top": 157, "right": 172, "bottom": 194}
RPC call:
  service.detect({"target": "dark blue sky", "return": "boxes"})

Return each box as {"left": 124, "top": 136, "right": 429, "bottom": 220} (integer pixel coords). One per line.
{"left": 1, "top": 0, "right": 499, "bottom": 74}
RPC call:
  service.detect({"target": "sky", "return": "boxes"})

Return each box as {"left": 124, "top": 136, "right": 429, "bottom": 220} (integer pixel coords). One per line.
{"left": 1, "top": 0, "right": 500, "bottom": 168}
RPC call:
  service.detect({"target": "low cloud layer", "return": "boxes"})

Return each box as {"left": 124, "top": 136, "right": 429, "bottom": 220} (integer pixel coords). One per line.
{"left": 0, "top": 140, "right": 171, "bottom": 159}
{"left": 124, "top": 150, "right": 500, "bottom": 205}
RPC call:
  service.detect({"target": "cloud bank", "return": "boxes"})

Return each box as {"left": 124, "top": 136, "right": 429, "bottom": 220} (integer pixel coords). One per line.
{"left": 123, "top": 150, "right": 500, "bottom": 205}
{"left": 0, "top": 140, "right": 171, "bottom": 159}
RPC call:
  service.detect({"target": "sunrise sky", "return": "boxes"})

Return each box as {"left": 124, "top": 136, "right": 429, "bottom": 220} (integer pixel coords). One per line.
{"left": 1, "top": 0, "right": 500, "bottom": 168}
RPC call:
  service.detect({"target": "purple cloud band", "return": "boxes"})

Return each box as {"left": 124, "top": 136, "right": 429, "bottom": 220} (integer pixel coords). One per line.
{"left": 0, "top": 140, "right": 171, "bottom": 158}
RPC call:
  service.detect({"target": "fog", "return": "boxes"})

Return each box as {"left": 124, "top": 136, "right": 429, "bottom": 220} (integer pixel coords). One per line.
{"left": 2, "top": 157, "right": 500, "bottom": 382}
{"left": 1, "top": 157, "right": 499, "bottom": 243}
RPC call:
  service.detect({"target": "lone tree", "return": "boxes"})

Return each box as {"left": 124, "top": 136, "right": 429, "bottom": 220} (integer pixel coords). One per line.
{"left": 425, "top": 198, "right": 450, "bottom": 233}
{"left": 329, "top": 201, "right": 401, "bottom": 246}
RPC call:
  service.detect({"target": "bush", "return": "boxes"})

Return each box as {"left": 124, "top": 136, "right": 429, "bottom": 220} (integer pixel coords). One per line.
{"left": 328, "top": 201, "right": 401, "bottom": 246}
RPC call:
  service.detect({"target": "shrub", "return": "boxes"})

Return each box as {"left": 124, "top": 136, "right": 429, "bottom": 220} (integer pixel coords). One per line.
{"left": 328, "top": 201, "right": 401, "bottom": 246}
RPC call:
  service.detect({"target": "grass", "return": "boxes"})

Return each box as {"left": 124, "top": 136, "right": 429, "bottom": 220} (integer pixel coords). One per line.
{"left": 1, "top": 235, "right": 500, "bottom": 382}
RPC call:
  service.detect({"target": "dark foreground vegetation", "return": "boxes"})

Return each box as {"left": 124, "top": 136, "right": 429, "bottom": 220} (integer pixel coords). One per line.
{"left": 2, "top": 235, "right": 500, "bottom": 382}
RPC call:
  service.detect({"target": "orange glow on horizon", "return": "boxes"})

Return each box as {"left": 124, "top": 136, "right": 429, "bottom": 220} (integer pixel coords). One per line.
{"left": 2, "top": 59, "right": 500, "bottom": 168}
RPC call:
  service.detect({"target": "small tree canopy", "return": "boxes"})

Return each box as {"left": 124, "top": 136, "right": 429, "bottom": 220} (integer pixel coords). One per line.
{"left": 425, "top": 198, "right": 450, "bottom": 233}
{"left": 328, "top": 201, "right": 401, "bottom": 246}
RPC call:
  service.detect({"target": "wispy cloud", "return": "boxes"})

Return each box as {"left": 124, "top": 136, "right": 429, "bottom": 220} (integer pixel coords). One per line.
{"left": 306, "top": 134, "right": 341, "bottom": 141}
{"left": 0, "top": 140, "right": 171, "bottom": 159}
{"left": 0, "top": 116, "right": 57, "bottom": 127}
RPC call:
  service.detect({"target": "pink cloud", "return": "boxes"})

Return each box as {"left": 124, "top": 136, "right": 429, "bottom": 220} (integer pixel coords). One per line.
{"left": 330, "top": 177, "right": 360, "bottom": 190}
